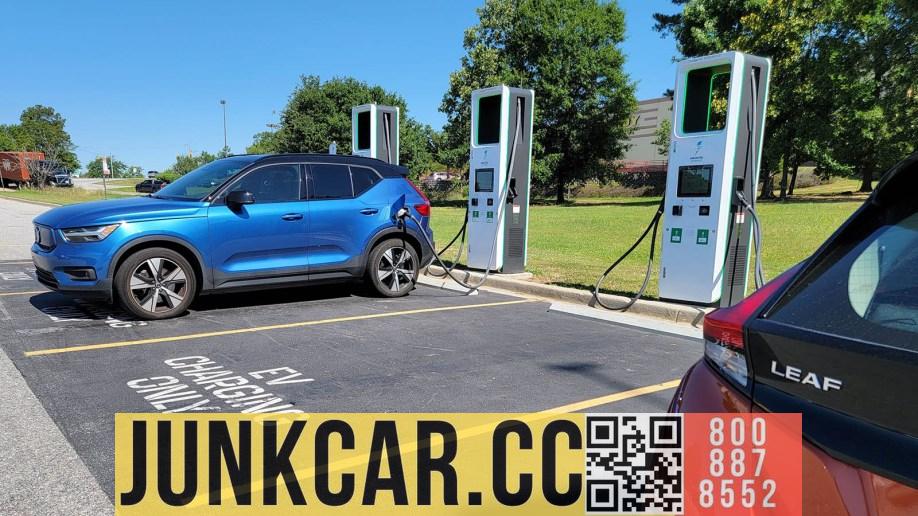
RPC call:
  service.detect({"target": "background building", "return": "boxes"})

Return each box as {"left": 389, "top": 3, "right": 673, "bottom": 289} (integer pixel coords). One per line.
{"left": 623, "top": 96, "right": 673, "bottom": 162}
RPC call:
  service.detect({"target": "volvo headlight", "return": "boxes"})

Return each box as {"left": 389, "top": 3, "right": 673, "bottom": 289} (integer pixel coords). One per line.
{"left": 60, "top": 224, "right": 121, "bottom": 243}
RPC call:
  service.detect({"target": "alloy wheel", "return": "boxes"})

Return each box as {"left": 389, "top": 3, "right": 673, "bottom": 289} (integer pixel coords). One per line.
{"left": 376, "top": 247, "right": 415, "bottom": 293}
{"left": 129, "top": 257, "right": 188, "bottom": 314}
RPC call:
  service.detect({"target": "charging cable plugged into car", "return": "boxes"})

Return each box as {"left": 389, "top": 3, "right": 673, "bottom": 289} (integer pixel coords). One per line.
{"left": 396, "top": 87, "right": 533, "bottom": 295}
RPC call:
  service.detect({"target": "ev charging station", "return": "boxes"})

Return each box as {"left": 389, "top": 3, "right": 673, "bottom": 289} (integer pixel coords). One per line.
{"left": 351, "top": 104, "right": 399, "bottom": 165}
{"left": 466, "top": 86, "right": 534, "bottom": 273}
{"left": 658, "top": 51, "right": 771, "bottom": 306}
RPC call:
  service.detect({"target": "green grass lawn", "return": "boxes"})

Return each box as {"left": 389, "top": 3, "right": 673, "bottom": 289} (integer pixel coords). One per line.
{"left": 107, "top": 178, "right": 144, "bottom": 186}
{"left": 1, "top": 177, "right": 868, "bottom": 299}
{"left": 430, "top": 183, "right": 867, "bottom": 298}
{"left": 0, "top": 186, "right": 135, "bottom": 205}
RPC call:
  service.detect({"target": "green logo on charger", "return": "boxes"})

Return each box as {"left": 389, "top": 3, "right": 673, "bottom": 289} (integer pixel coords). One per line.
{"left": 697, "top": 229, "right": 709, "bottom": 245}
{"left": 670, "top": 228, "right": 683, "bottom": 243}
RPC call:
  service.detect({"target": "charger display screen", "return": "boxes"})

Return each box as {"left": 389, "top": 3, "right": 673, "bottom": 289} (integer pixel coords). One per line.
{"left": 678, "top": 165, "right": 713, "bottom": 197}
{"left": 475, "top": 168, "right": 494, "bottom": 192}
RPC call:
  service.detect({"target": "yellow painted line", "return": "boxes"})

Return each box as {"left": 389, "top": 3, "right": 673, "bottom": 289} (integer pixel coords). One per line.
{"left": 539, "top": 379, "right": 682, "bottom": 413}
{"left": 0, "top": 290, "right": 47, "bottom": 297}
{"left": 25, "top": 299, "right": 534, "bottom": 357}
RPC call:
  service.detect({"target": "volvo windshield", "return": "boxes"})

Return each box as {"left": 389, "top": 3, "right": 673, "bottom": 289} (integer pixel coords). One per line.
{"left": 153, "top": 156, "right": 261, "bottom": 200}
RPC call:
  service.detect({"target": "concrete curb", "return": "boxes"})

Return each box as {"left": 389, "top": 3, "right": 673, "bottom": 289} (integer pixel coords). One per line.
{"left": 548, "top": 302, "right": 703, "bottom": 340}
{"left": 424, "top": 265, "right": 710, "bottom": 327}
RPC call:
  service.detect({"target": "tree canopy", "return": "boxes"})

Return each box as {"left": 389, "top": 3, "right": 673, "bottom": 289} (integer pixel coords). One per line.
{"left": 0, "top": 105, "right": 80, "bottom": 171}
{"left": 163, "top": 151, "right": 218, "bottom": 178}
{"left": 441, "top": 0, "right": 636, "bottom": 202}
{"left": 655, "top": 0, "right": 917, "bottom": 196}
{"left": 84, "top": 156, "right": 128, "bottom": 178}
{"left": 246, "top": 76, "right": 439, "bottom": 179}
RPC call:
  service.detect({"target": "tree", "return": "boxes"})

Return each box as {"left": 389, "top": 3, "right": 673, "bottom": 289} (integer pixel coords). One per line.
{"left": 399, "top": 119, "right": 441, "bottom": 178}
{"left": 16, "top": 105, "right": 80, "bottom": 171}
{"left": 442, "top": 0, "right": 637, "bottom": 203}
{"left": 0, "top": 124, "right": 27, "bottom": 150}
{"left": 246, "top": 131, "right": 281, "bottom": 154}
{"left": 654, "top": 0, "right": 916, "bottom": 197}
{"left": 0, "top": 105, "right": 80, "bottom": 186}
{"left": 653, "top": 119, "right": 672, "bottom": 157}
{"left": 164, "top": 151, "right": 218, "bottom": 177}
{"left": 247, "top": 76, "right": 438, "bottom": 179}
{"left": 84, "top": 156, "right": 128, "bottom": 178}
{"left": 813, "top": 0, "right": 917, "bottom": 192}
{"left": 126, "top": 166, "right": 145, "bottom": 178}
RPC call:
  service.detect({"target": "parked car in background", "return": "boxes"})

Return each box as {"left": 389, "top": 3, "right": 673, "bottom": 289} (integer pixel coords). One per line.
{"left": 670, "top": 152, "right": 918, "bottom": 511}
{"left": 31, "top": 154, "right": 433, "bottom": 320}
{"left": 47, "top": 169, "right": 73, "bottom": 187}
{"left": 134, "top": 178, "right": 169, "bottom": 193}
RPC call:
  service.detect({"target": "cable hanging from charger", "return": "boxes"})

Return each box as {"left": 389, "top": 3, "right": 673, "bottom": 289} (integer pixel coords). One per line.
{"left": 401, "top": 96, "right": 524, "bottom": 293}
{"left": 742, "top": 67, "right": 765, "bottom": 290}
{"left": 591, "top": 196, "right": 666, "bottom": 311}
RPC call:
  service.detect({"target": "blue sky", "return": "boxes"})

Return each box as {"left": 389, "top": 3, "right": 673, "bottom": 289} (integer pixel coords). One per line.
{"left": 0, "top": 1, "right": 679, "bottom": 172}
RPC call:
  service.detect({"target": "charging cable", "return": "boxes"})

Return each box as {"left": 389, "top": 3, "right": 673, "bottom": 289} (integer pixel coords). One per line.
{"left": 425, "top": 208, "right": 468, "bottom": 279}
{"left": 735, "top": 190, "right": 765, "bottom": 289}
{"left": 400, "top": 96, "right": 524, "bottom": 294}
{"left": 745, "top": 68, "right": 765, "bottom": 290}
{"left": 591, "top": 196, "right": 666, "bottom": 311}
{"left": 737, "top": 68, "right": 765, "bottom": 290}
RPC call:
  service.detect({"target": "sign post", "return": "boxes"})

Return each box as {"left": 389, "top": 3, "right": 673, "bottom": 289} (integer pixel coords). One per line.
{"left": 101, "top": 156, "right": 111, "bottom": 199}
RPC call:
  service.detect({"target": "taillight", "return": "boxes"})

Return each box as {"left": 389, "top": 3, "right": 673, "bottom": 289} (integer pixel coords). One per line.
{"left": 405, "top": 179, "right": 431, "bottom": 218}
{"left": 414, "top": 203, "right": 431, "bottom": 217}
{"left": 703, "top": 264, "right": 802, "bottom": 388}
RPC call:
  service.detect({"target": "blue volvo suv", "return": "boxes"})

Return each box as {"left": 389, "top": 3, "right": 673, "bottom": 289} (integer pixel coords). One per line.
{"left": 31, "top": 154, "right": 433, "bottom": 320}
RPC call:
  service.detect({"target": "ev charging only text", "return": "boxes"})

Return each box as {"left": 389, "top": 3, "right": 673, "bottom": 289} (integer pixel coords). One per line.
{"left": 126, "top": 356, "right": 313, "bottom": 414}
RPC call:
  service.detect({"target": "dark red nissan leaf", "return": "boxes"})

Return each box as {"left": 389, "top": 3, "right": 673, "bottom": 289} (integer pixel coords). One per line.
{"left": 671, "top": 152, "right": 918, "bottom": 514}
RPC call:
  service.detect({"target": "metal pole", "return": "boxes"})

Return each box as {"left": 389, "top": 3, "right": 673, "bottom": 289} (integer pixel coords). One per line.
{"left": 220, "top": 100, "right": 227, "bottom": 151}
{"left": 102, "top": 156, "right": 109, "bottom": 199}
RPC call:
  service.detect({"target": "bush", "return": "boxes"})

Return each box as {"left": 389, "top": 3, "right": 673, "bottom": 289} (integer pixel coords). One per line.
{"left": 158, "top": 171, "right": 181, "bottom": 183}
{"left": 575, "top": 179, "right": 648, "bottom": 198}
{"left": 610, "top": 167, "right": 667, "bottom": 196}
{"left": 421, "top": 177, "right": 466, "bottom": 202}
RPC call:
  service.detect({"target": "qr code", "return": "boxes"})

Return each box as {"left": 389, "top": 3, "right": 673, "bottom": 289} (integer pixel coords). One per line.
{"left": 585, "top": 414, "right": 683, "bottom": 514}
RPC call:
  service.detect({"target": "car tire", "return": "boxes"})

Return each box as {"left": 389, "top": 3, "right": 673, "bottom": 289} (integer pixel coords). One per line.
{"left": 366, "top": 239, "right": 419, "bottom": 298}
{"left": 114, "top": 247, "right": 197, "bottom": 320}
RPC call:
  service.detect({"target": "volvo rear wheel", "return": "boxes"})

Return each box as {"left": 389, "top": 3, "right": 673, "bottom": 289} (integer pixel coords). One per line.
{"left": 367, "top": 239, "right": 418, "bottom": 297}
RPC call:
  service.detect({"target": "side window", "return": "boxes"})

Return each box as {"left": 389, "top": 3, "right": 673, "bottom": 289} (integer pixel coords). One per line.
{"left": 309, "top": 164, "right": 353, "bottom": 200}
{"left": 351, "top": 166, "right": 381, "bottom": 197}
{"left": 769, "top": 210, "right": 918, "bottom": 351}
{"left": 227, "top": 164, "right": 301, "bottom": 203}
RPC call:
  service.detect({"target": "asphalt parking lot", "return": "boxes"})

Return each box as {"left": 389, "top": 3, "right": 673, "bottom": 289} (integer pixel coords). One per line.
{"left": 0, "top": 257, "right": 702, "bottom": 500}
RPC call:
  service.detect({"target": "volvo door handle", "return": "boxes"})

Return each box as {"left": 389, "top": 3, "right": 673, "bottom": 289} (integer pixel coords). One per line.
{"left": 360, "top": 208, "right": 379, "bottom": 215}
{"left": 281, "top": 213, "right": 304, "bottom": 221}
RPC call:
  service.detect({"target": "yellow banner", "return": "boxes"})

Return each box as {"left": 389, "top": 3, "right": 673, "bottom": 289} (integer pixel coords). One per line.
{"left": 115, "top": 413, "right": 586, "bottom": 515}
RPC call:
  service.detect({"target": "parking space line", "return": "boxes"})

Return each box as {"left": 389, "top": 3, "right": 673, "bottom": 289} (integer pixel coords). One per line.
{"left": 0, "top": 290, "right": 46, "bottom": 297}
{"left": 24, "top": 299, "right": 534, "bottom": 357}
{"left": 539, "top": 379, "right": 681, "bottom": 413}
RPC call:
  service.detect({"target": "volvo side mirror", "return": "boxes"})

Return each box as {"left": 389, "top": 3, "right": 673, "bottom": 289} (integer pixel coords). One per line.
{"left": 226, "top": 190, "right": 255, "bottom": 207}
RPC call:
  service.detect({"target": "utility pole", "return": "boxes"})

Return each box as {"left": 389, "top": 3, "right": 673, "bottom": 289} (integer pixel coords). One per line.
{"left": 220, "top": 99, "right": 227, "bottom": 152}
